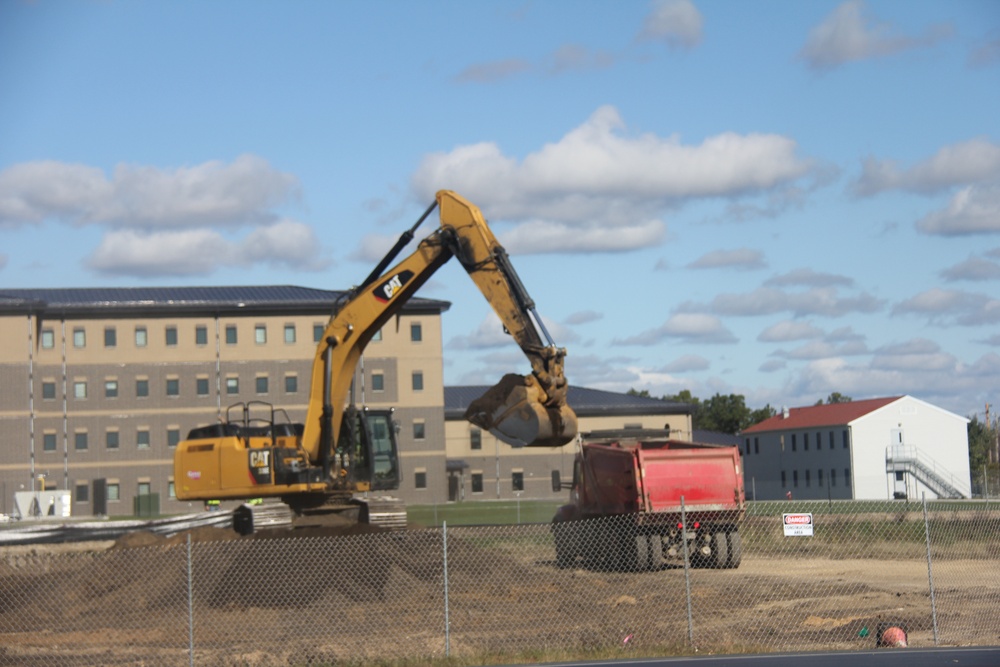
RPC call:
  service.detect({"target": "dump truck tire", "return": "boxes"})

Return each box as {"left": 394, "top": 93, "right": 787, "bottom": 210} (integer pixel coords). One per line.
{"left": 710, "top": 531, "right": 728, "bottom": 569}
{"left": 724, "top": 529, "right": 742, "bottom": 569}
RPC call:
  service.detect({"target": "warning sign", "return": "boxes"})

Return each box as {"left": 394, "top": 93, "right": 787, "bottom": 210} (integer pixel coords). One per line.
{"left": 782, "top": 513, "right": 814, "bottom": 537}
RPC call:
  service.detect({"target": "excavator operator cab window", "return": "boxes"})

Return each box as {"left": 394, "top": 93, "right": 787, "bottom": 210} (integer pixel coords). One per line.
{"left": 369, "top": 412, "right": 400, "bottom": 490}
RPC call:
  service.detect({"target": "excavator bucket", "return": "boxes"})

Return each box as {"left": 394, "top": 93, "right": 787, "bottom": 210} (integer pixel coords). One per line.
{"left": 464, "top": 374, "right": 578, "bottom": 448}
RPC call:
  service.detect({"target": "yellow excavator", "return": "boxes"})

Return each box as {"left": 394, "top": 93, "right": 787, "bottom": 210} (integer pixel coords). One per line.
{"left": 173, "top": 190, "right": 578, "bottom": 532}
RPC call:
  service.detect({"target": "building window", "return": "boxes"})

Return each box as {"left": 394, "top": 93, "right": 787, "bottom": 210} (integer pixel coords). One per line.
{"left": 226, "top": 377, "right": 239, "bottom": 394}
{"left": 106, "top": 431, "right": 119, "bottom": 449}
{"left": 512, "top": 471, "right": 525, "bottom": 492}
{"left": 410, "top": 323, "right": 422, "bottom": 342}
{"left": 135, "top": 326, "right": 147, "bottom": 347}
{"left": 284, "top": 324, "right": 296, "bottom": 344}
{"left": 415, "top": 470, "right": 427, "bottom": 489}
{"left": 803, "top": 433, "right": 809, "bottom": 451}
{"left": 138, "top": 482, "right": 151, "bottom": 496}
{"left": 104, "top": 380, "right": 118, "bottom": 398}
{"left": 371, "top": 373, "right": 384, "bottom": 391}
{"left": 73, "top": 328, "right": 86, "bottom": 348}
{"left": 196, "top": 378, "right": 210, "bottom": 396}
{"left": 168, "top": 480, "right": 176, "bottom": 499}
{"left": 73, "top": 381, "right": 87, "bottom": 399}
{"left": 780, "top": 470, "right": 786, "bottom": 487}
{"left": 255, "top": 325, "right": 267, "bottom": 344}
{"left": 413, "top": 422, "right": 426, "bottom": 439}
{"left": 167, "top": 428, "right": 180, "bottom": 448}
{"left": 411, "top": 371, "right": 423, "bottom": 391}
{"left": 75, "top": 432, "right": 88, "bottom": 451}
{"left": 818, "top": 469, "right": 824, "bottom": 487}
{"left": 225, "top": 325, "right": 238, "bottom": 345}
{"left": 744, "top": 438, "right": 750, "bottom": 455}
{"left": 42, "top": 381, "right": 56, "bottom": 400}
{"left": 75, "top": 483, "right": 89, "bottom": 503}
{"left": 842, "top": 430, "right": 849, "bottom": 448}
{"left": 43, "top": 433, "right": 57, "bottom": 452}
{"left": 313, "top": 323, "right": 324, "bottom": 343}
{"left": 104, "top": 327, "right": 116, "bottom": 348}
{"left": 845, "top": 468, "right": 850, "bottom": 487}
{"left": 285, "top": 375, "right": 298, "bottom": 393}
{"left": 40, "top": 329, "right": 55, "bottom": 349}
{"left": 165, "top": 326, "right": 178, "bottom": 346}
{"left": 195, "top": 325, "right": 208, "bottom": 345}
{"left": 372, "top": 329, "right": 382, "bottom": 341}
{"left": 831, "top": 468, "right": 837, "bottom": 486}
{"left": 793, "top": 470, "right": 799, "bottom": 487}
{"left": 107, "top": 483, "right": 120, "bottom": 502}
{"left": 471, "top": 473, "right": 484, "bottom": 494}
{"left": 754, "top": 437, "right": 759, "bottom": 454}
{"left": 256, "top": 376, "right": 269, "bottom": 394}
{"left": 829, "top": 431, "right": 835, "bottom": 449}
{"left": 471, "top": 428, "right": 482, "bottom": 451}
{"left": 791, "top": 434, "right": 797, "bottom": 451}
{"left": 137, "top": 429, "right": 150, "bottom": 449}
{"left": 805, "top": 469, "right": 811, "bottom": 487}
{"left": 136, "top": 379, "right": 149, "bottom": 397}
{"left": 166, "top": 378, "right": 179, "bottom": 396}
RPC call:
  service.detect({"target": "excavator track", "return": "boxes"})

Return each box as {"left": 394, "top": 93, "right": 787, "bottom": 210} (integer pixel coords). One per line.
{"left": 234, "top": 494, "right": 407, "bottom": 535}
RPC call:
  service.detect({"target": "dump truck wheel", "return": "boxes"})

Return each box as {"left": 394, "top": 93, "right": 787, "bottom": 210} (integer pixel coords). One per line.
{"left": 553, "top": 522, "right": 576, "bottom": 569}
{"left": 635, "top": 534, "right": 650, "bottom": 571}
{"left": 724, "top": 529, "right": 742, "bottom": 569}
{"left": 710, "top": 531, "right": 728, "bottom": 569}
{"left": 647, "top": 534, "right": 663, "bottom": 570}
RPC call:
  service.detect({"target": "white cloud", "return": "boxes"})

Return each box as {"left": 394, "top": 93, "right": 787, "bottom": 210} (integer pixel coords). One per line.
{"left": 917, "top": 183, "right": 1000, "bottom": 236}
{"left": 85, "top": 219, "right": 328, "bottom": 277}
{"left": 659, "top": 354, "right": 710, "bottom": 373}
{"left": 412, "top": 106, "right": 821, "bottom": 254}
{"left": 687, "top": 248, "right": 766, "bottom": 271}
{"left": 0, "top": 155, "right": 319, "bottom": 278}
{"left": 702, "top": 286, "right": 884, "bottom": 318}
{"left": 564, "top": 310, "right": 603, "bottom": 325}
{"left": 892, "top": 288, "right": 1000, "bottom": 325}
{"left": 758, "top": 320, "right": 824, "bottom": 343}
{"left": 799, "top": 0, "right": 952, "bottom": 71}
{"left": 771, "top": 339, "right": 869, "bottom": 361}
{"left": 940, "top": 255, "right": 1000, "bottom": 282}
{"left": 637, "top": 0, "right": 703, "bottom": 50}
{"left": 615, "top": 312, "right": 737, "bottom": 345}
{"left": 853, "top": 138, "right": 1000, "bottom": 197}
{"left": 0, "top": 155, "right": 297, "bottom": 228}
{"left": 765, "top": 268, "right": 854, "bottom": 288}
{"left": 454, "top": 59, "right": 531, "bottom": 84}
{"left": 448, "top": 312, "right": 576, "bottom": 351}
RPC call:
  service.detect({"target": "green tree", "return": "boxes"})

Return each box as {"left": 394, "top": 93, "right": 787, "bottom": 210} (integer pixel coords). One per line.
{"left": 749, "top": 404, "right": 777, "bottom": 426}
{"left": 968, "top": 415, "right": 997, "bottom": 471}
{"left": 697, "top": 393, "right": 753, "bottom": 435}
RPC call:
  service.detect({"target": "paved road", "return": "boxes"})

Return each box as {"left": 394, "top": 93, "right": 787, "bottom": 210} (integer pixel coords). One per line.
{"left": 528, "top": 647, "right": 1000, "bottom": 667}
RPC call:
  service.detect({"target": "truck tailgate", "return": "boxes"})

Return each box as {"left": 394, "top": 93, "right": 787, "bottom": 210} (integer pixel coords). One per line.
{"left": 637, "top": 447, "right": 742, "bottom": 513}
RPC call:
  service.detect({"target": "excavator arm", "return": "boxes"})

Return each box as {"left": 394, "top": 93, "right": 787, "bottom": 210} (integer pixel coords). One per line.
{"left": 300, "top": 190, "right": 577, "bottom": 468}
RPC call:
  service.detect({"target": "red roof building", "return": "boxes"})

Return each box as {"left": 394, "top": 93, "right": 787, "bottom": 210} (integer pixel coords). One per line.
{"left": 740, "top": 396, "right": 970, "bottom": 501}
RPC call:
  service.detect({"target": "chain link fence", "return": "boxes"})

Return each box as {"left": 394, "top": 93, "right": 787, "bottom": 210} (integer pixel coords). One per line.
{"left": 1, "top": 498, "right": 998, "bottom": 666}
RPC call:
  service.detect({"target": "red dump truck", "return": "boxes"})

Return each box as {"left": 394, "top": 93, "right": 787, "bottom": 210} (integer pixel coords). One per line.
{"left": 552, "top": 429, "right": 745, "bottom": 571}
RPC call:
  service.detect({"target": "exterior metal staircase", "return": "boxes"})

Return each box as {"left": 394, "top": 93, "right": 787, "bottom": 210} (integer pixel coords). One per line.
{"left": 885, "top": 445, "right": 966, "bottom": 499}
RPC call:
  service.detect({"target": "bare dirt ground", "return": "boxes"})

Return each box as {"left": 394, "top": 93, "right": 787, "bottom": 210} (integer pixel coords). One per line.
{"left": 0, "top": 522, "right": 997, "bottom": 666}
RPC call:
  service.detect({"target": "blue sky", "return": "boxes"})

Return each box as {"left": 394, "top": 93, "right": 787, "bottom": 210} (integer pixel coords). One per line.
{"left": 2, "top": 0, "right": 999, "bottom": 419}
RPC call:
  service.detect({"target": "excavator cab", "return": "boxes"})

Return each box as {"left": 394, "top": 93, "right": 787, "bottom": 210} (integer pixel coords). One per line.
{"left": 337, "top": 406, "right": 400, "bottom": 492}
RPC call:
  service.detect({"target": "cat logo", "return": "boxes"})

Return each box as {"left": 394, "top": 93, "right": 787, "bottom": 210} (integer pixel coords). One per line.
{"left": 374, "top": 270, "right": 414, "bottom": 303}
{"left": 248, "top": 450, "right": 272, "bottom": 485}
{"left": 250, "top": 450, "right": 270, "bottom": 468}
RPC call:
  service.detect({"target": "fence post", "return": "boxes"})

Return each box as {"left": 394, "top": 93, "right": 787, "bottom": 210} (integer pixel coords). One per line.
{"left": 443, "top": 521, "right": 450, "bottom": 657}
{"left": 921, "top": 494, "right": 939, "bottom": 646}
{"left": 681, "top": 496, "right": 694, "bottom": 646}
{"left": 187, "top": 533, "right": 194, "bottom": 667}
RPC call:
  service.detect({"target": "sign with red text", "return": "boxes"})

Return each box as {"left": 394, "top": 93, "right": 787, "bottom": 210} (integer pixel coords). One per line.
{"left": 782, "top": 512, "right": 814, "bottom": 537}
